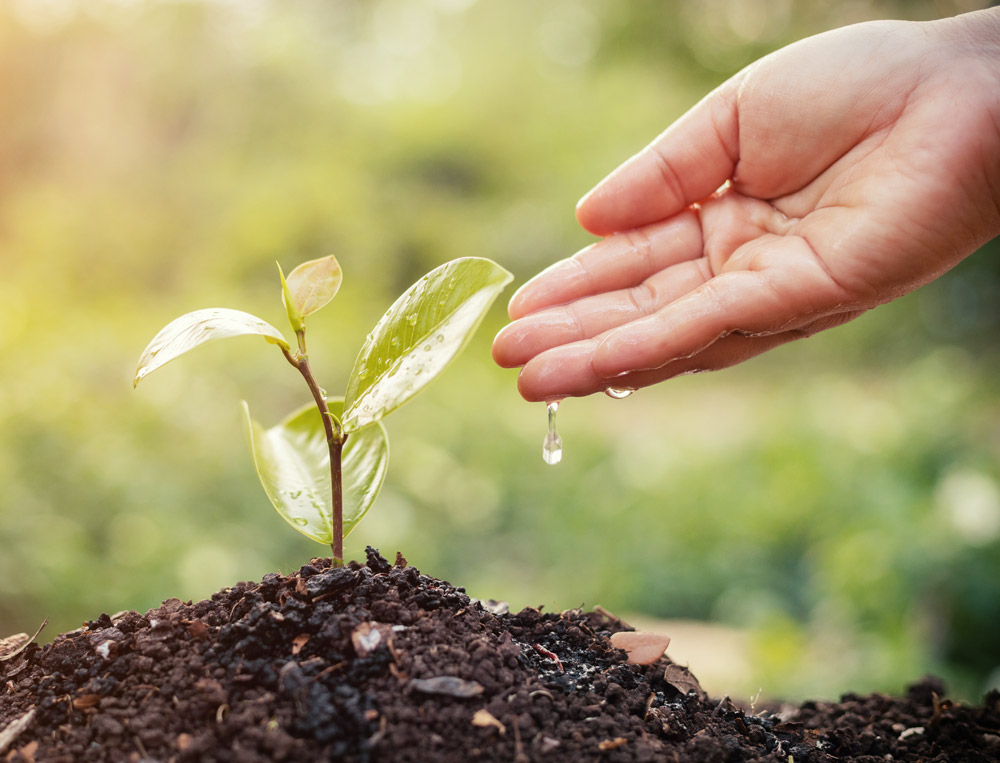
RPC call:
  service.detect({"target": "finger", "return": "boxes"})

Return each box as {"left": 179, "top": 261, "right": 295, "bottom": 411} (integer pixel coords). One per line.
{"left": 507, "top": 210, "right": 702, "bottom": 320}
{"left": 515, "top": 311, "right": 863, "bottom": 402}
{"left": 575, "top": 77, "right": 741, "bottom": 236}
{"left": 591, "top": 236, "right": 853, "bottom": 378}
{"left": 493, "top": 258, "right": 709, "bottom": 368}
{"left": 517, "top": 331, "right": 785, "bottom": 402}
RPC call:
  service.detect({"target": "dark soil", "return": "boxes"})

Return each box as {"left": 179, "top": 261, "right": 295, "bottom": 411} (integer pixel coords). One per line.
{"left": 2, "top": 549, "right": 998, "bottom": 762}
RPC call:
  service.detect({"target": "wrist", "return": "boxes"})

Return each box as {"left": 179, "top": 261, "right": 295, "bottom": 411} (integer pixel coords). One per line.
{"left": 933, "top": 8, "right": 1000, "bottom": 236}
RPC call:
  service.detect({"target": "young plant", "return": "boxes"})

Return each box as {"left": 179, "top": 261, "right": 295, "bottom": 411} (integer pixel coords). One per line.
{"left": 134, "top": 255, "right": 512, "bottom": 565}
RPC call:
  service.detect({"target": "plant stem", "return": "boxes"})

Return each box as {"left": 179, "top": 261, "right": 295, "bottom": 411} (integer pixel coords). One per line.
{"left": 282, "top": 341, "right": 347, "bottom": 566}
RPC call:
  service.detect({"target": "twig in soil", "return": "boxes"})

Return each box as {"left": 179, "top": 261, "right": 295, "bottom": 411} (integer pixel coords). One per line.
{"left": 528, "top": 689, "right": 555, "bottom": 702}
{"left": 312, "top": 662, "right": 346, "bottom": 681}
{"left": 0, "top": 709, "right": 35, "bottom": 754}
{"left": 593, "top": 605, "right": 632, "bottom": 630}
{"left": 532, "top": 643, "right": 564, "bottom": 672}
{"left": 0, "top": 619, "right": 48, "bottom": 663}
{"left": 511, "top": 714, "right": 528, "bottom": 763}
{"left": 644, "top": 693, "right": 656, "bottom": 722}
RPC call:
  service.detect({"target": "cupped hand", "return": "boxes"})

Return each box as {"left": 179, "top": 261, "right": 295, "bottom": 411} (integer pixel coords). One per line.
{"left": 493, "top": 10, "right": 1000, "bottom": 401}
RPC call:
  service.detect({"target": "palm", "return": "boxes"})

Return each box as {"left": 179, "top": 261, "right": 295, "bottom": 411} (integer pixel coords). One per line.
{"left": 494, "top": 13, "right": 1000, "bottom": 401}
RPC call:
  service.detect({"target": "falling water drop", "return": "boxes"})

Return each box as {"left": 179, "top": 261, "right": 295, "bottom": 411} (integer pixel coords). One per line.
{"left": 604, "top": 387, "right": 635, "bottom": 399}
{"left": 542, "top": 401, "right": 563, "bottom": 465}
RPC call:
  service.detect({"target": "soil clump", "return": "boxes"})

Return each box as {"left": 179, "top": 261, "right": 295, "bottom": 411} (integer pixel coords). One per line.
{"left": 2, "top": 549, "right": 998, "bottom": 762}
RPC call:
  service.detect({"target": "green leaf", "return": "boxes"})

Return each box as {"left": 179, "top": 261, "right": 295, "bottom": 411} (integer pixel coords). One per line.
{"left": 242, "top": 398, "right": 389, "bottom": 545}
{"left": 134, "top": 308, "right": 290, "bottom": 388}
{"left": 342, "top": 257, "right": 512, "bottom": 432}
{"left": 277, "top": 263, "right": 305, "bottom": 334}
{"left": 283, "top": 255, "right": 342, "bottom": 318}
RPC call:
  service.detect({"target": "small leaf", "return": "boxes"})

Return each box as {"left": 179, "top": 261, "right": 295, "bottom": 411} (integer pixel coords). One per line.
{"left": 342, "top": 257, "right": 512, "bottom": 432}
{"left": 134, "top": 308, "right": 289, "bottom": 387}
{"left": 242, "top": 398, "right": 388, "bottom": 544}
{"left": 283, "top": 255, "right": 343, "bottom": 318}
{"left": 278, "top": 263, "right": 305, "bottom": 334}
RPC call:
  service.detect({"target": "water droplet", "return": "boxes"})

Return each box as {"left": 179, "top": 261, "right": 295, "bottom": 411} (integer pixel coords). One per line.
{"left": 423, "top": 344, "right": 431, "bottom": 351}
{"left": 438, "top": 300, "right": 446, "bottom": 307}
{"left": 448, "top": 277, "right": 457, "bottom": 288}
{"left": 406, "top": 314, "right": 417, "bottom": 326}
{"left": 288, "top": 489, "right": 302, "bottom": 499}
{"left": 436, "top": 334, "right": 444, "bottom": 342}
{"left": 390, "top": 337, "right": 400, "bottom": 348}
{"left": 318, "top": 387, "right": 328, "bottom": 398}
{"left": 149, "top": 349, "right": 160, "bottom": 357}
{"left": 292, "top": 517, "right": 308, "bottom": 526}
{"left": 542, "top": 401, "right": 563, "bottom": 465}
{"left": 604, "top": 387, "right": 635, "bottom": 399}
{"left": 358, "top": 365, "right": 370, "bottom": 379}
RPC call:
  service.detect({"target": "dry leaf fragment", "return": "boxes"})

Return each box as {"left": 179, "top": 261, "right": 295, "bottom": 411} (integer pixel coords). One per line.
{"left": 291, "top": 633, "right": 310, "bottom": 655}
{"left": 72, "top": 694, "right": 101, "bottom": 710}
{"left": 410, "top": 676, "right": 485, "bottom": 698}
{"left": 16, "top": 740, "right": 38, "bottom": 763}
{"left": 663, "top": 664, "right": 705, "bottom": 698}
{"left": 351, "top": 623, "right": 393, "bottom": 657}
{"left": 609, "top": 631, "right": 671, "bottom": 665}
{"left": 598, "top": 737, "right": 628, "bottom": 751}
{"left": 471, "top": 708, "right": 506, "bottom": 734}
{"left": 0, "top": 634, "right": 29, "bottom": 658}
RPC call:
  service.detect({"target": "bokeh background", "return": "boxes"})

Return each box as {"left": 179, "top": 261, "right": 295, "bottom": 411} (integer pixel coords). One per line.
{"left": 1, "top": 0, "right": 998, "bottom": 703}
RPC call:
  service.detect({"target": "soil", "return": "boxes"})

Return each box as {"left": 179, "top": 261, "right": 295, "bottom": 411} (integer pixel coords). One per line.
{"left": 1, "top": 548, "right": 998, "bottom": 762}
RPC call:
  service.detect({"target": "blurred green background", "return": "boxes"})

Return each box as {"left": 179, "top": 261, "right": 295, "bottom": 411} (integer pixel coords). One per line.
{"left": 1, "top": 0, "right": 998, "bottom": 703}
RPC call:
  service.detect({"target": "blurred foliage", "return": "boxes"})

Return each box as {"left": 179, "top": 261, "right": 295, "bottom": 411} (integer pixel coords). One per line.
{"left": 0, "top": 0, "right": 998, "bottom": 704}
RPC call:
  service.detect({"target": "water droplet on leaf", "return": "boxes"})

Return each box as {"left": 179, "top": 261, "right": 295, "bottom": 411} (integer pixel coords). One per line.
{"left": 406, "top": 314, "right": 418, "bottom": 327}
{"left": 292, "top": 517, "right": 308, "bottom": 526}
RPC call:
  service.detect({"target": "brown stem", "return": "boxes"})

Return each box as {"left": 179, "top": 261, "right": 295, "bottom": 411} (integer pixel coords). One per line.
{"left": 282, "top": 343, "right": 347, "bottom": 566}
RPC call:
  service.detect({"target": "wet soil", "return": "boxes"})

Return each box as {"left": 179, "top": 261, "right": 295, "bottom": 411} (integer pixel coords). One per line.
{"left": 1, "top": 549, "right": 998, "bottom": 762}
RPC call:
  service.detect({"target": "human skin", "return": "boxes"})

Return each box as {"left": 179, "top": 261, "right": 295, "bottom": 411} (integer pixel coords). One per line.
{"left": 493, "top": 8, "right": 1000, "bottom": 402}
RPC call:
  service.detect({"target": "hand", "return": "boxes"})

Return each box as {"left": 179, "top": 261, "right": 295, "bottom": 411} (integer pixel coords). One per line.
{"left": 493, "top": 10, "right": 1000, "bottom": 402}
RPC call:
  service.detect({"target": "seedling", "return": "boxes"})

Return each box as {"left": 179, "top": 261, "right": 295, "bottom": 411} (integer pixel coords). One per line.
{"left": 135, "top": 255, "right": 512, "bottom": 565}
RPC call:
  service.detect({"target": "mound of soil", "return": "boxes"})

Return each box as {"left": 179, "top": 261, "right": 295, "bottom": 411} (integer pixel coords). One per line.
{"left": 2, "top": 549, "right": 998, "bottom": 762}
